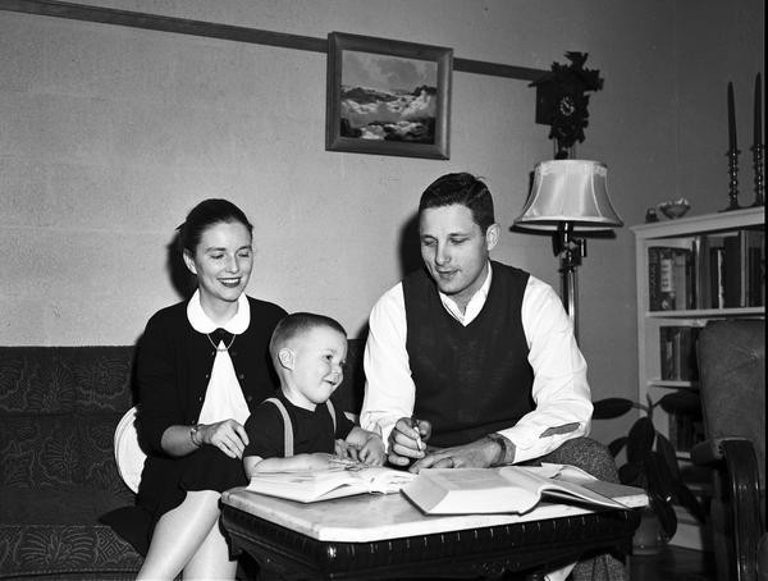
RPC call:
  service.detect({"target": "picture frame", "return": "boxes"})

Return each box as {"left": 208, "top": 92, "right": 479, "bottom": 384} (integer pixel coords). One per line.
{"left": 325, "top": 32, "right": 453, "bottom": 160}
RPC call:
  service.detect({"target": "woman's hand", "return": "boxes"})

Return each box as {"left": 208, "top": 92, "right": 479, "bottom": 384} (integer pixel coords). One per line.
{"left": 196, "top": 419, "right": 250, "bottom": 459}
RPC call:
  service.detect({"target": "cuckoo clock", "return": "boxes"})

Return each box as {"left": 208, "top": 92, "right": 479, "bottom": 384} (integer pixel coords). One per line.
{"left": 530, "top": 52, "right": 604, "bottom": 159}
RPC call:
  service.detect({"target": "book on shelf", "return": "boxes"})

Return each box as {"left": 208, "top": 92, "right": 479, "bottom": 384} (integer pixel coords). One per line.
{"left": 648, "top": 246, "right": 695, "bottom": 311}
{"left": 697, "top": 229, "right": 764, "bottom": 309}
{"left": 743, "top": 229, "right": 765, "bottom": 307}
{"left": 694, "top": 235, "right": 714, "bottom": 309}
{"left": 401, "top": 463, "right": 647, "bottom": 515}
{"left": 245, "top": 464, "right": 416, "bottom": 503}
{"left": 723, "top": 233, "right": 742, "bottom": 308}
{"left": 668, "top": 410, "right": 705, "bottom": 453}
{"left": 673, "top": 247, "right": 695, "bottom": 310}
{"left": 709, "top": 239, "right": 727, "bottom": 309}
{"left": 659, "top": 326, "right": 701, "bottom": 381}
{"left": 649, "top": 246, "right": 676, "bottom": 310}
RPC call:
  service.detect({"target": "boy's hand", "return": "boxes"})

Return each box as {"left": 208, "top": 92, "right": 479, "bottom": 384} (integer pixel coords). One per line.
{"left": 339, "top": 427, "right": 385, "bottom": 465}
{"left": 304, "top": 452, "right": 356, "bottom": 471}
{"left": 335, "top": 439, "right": 359, "bottom": 462}
{"left": 357, "top": 434, "right": 385, "bottom": 466}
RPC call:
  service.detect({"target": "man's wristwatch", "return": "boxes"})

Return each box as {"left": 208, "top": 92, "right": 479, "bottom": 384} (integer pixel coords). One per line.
{"left": 485, "top": 433, "right": 511, "bottom": 467}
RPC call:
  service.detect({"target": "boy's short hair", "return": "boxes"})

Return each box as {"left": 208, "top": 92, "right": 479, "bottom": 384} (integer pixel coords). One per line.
{"left": 418, "top": 172, "right": 495, "bottom": 232}
{"left": 269, "top": 312, "right": 347, "bottom": 363}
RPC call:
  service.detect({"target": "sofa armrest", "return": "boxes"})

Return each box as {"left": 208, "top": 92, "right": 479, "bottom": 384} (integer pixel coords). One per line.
{"left": 690, "top": 436, "right": 751, "bottom": 466}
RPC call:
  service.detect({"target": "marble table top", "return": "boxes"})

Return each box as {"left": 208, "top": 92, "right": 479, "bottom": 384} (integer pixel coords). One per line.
{"left": 222, "top": 487, "right": 636, "bottom": 543}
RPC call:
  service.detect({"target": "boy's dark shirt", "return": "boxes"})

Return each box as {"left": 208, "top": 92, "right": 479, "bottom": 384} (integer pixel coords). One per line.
{"left": 244, "top": 391, "right": 354, "bottom": 459}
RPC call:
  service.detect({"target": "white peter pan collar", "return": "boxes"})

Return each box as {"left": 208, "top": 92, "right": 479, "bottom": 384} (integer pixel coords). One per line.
{"left": 186, "top": 290, "right": 250, "bottom": 335}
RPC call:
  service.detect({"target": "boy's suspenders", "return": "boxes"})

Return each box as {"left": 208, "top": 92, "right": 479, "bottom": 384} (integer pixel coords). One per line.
{"left": 263, "top": 398, "right": 337, "bottom": 458}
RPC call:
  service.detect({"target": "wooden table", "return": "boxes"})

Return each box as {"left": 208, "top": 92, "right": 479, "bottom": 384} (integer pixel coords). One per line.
{"left": 221, "top": 487, "right": 643, "bottom": 580}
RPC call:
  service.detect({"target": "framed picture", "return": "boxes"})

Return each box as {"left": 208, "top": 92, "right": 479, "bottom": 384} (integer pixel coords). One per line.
{"left": 326, "top": 32, "right": 453, "bottom": 160}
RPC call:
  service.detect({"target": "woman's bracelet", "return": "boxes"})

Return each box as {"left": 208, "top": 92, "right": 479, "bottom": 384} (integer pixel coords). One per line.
{"left": 190, "top": 424, "right": 204, "bottom": 448}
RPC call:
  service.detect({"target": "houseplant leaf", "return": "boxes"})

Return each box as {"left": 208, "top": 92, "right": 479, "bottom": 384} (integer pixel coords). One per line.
{"left": 655, "top": 432, "right": 682, "bottom": 482}
{"left": 608, "top": 436, "right": 627, "bottom": 458}
{"left": 618, "top": 462, "right": 645, "bottom": 488}
{"left": 626, "top": 417, "right": 655, "bottom": 464}
{"left": 592, "top": 397, "right": 635, "bottom": 419}
{"left": 655, "top": 420, "right": 707, "bottom": 521}
{"left": 648, "top": 489, "right": 678, "bottom": 539}
{"left": 659, "top": 390, "right": 702, "bottom": 417}
{"left": 644, "top": 454, "right": 677, "bottom": 538}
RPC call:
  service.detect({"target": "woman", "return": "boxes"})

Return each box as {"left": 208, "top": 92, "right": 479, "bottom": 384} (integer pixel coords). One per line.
{"left": 130, "top": 199, "right": 286, "bottom": 579}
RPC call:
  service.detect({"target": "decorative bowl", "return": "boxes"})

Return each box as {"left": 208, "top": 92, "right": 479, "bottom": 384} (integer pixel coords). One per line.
{"left": 658, "top": 198, "right": 691, "bottom": 219}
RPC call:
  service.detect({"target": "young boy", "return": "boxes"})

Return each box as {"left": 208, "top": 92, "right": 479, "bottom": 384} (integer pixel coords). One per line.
{"left": 243, "top": 312, "right": 385, "bottom": 476}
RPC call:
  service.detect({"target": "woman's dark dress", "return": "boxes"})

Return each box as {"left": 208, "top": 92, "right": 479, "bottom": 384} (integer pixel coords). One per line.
{"left": 102, "top": 296, "right": 286, "bottom": 554}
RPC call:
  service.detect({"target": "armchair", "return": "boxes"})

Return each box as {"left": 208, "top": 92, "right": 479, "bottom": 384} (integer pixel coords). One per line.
{"left": 691, "top": 319, "right": 766, "bottom": 581}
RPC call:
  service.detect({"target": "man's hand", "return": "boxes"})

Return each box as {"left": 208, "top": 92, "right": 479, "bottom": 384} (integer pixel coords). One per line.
{"left": 387, "top": 417, "right": 432, "bottom": 467}
{"left": 409, "top": 434, "right": 514, "bottom": 474}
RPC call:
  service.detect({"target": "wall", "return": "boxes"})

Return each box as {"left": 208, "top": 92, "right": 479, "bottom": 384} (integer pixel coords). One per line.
{"left": 0, "top": 1, "right": 763, "bottom": 443}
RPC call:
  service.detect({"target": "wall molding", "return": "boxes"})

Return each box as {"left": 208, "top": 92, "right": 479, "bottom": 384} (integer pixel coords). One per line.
{"left": 0, "top": 0, "right": 546, "bottom": 81}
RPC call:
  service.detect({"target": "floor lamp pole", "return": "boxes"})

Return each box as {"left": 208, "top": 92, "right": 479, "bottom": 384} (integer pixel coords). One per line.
{"left": 556, "top": 222, "right": 585, "bottom": 341}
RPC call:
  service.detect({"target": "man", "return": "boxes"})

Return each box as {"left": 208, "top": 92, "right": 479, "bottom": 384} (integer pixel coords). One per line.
{"left": 360, "top": 172, "right": 592, "bottom": 470}
{"left": 360, "top": 173, "right": 625, "bottom": 581}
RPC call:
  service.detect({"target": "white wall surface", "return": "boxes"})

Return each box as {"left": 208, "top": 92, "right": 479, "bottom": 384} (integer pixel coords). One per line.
{"left": 0, "top": 0, "right": 763, "bottom": 443}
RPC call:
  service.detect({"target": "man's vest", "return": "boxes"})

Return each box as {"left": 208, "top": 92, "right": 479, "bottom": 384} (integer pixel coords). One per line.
{"left": 403, "top": 261, "right": 535, "bottom": 447}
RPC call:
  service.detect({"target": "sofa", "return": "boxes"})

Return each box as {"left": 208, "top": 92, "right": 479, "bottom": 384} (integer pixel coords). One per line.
{"left": 0, "top": 341, "right": 367, "bottom": 580}
{"left": 0, "top": 346, "right": 143, "bottom": 579}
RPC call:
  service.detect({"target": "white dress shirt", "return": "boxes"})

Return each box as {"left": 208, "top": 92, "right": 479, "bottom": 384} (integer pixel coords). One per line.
{"left": 360, "top": 263, "right": 593, "bottom": 464}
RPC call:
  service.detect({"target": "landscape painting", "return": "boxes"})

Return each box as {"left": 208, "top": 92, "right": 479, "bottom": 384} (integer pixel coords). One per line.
{"left": 326, "top": 33, "right": 452, "bottom": 159}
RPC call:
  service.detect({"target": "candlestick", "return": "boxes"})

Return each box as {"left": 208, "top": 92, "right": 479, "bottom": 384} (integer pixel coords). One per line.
{"left": 728, "top": 82, "right": 737, "bottom": 151}
{"left": 753, "top": 144, "right": 765, "bottom": 207}
{"left": 752, "top": 73, "right": 765, "bottom": 206}
{"left": 754, "top": 73, "right": 762, "bottom": 146}
{"left": 724, "top": 148, "right": 741, "bottom": 211}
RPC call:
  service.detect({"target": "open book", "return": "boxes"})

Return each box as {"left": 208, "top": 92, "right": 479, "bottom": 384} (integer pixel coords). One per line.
{"left": 246, "top": 465, "right": 416, "bottom": 503}
{"left": 402, "top": 463, "right": 648, "bottom": 515}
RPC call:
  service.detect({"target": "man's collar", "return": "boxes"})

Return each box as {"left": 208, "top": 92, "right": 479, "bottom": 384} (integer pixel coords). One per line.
{"left": 438, "top": 261, "right": 493, "bottom": 315}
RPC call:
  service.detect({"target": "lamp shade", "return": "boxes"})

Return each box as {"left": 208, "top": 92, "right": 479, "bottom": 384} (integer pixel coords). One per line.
{"left": 514, "top": 160, "right": 623, "bottom": 232}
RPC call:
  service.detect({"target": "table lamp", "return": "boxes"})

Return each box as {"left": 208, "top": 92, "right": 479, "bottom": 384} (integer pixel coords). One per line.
{"left": 513, "top": 159, "right": 623, "bottom": 339}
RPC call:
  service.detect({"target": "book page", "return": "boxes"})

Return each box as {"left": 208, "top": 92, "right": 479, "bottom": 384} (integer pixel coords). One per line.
{"left": 510, "top": 464, "right": 647, "bottom": 509}
{"left": 499, "top": 466, "right": 626, "bottom": 509}
{"left": 247, "top": 465, "right": 415, "bottom": 502}
{"left": 247, "top": 468, "right": 360, "bottom": 501}
{"left": 362, "top": 465, "right": 417, "bottom": 492}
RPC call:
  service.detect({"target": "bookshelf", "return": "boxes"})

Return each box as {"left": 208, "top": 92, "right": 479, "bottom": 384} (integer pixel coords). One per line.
{"left": 632, "top": 206, "right": 765, "bottom": 550}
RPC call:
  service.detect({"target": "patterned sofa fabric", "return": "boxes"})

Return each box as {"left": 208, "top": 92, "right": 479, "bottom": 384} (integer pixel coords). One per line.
{"left": 0, "top": 347, "right": 143, "bottom": 579}
{"left": 0, "top": 341, "right": 367, "bottom": 579}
